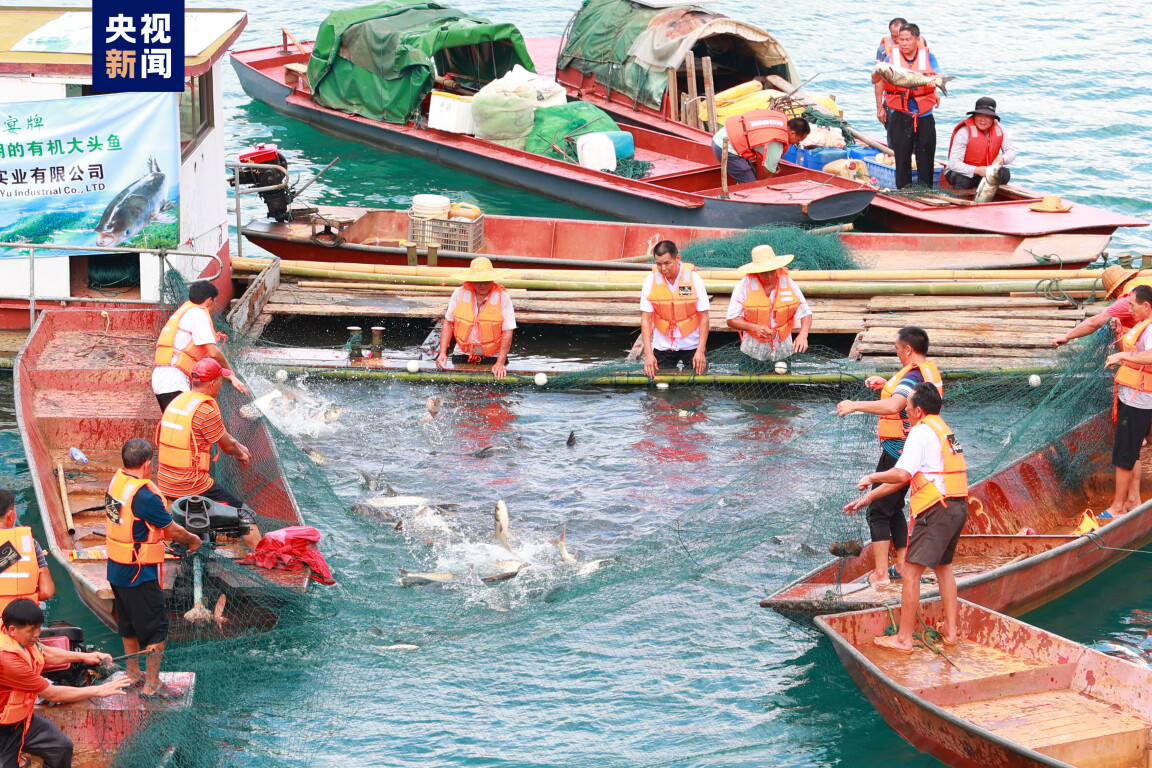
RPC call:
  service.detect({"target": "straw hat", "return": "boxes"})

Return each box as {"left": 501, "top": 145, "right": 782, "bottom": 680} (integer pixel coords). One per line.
{"left": 1027, "top": 195, "right": 1074, "bottom": 213}
{"left": 1103, "top": 265, "right": 1141, "bottom": 299}
{"left": 739, "top": 245, "right": 795, "bottom": 275}
{"left": 456, "top": 256, "right": 510, "bottom": 282}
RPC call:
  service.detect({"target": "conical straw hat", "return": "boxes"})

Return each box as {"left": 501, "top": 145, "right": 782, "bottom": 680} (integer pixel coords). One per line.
{"left": 1027, "top": 195, "right": 1074, "bottom": 213}
{"left": 456, "top": 256, "right": 511, "bottom": 282}
{"left": 1103, "top": 265, "right": 1140, "bottom": 299}
{"left": 739, "top": 245, "right": 795, "bottom": 275}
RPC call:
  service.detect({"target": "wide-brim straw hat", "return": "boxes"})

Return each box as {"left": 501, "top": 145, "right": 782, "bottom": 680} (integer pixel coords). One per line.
{"left": 1103, "top": 265, "right": 1141, "bottom": 299}
{"left": 739, "top": 245, "right": 795, "bottom": 275}
{"left": 456, "top": 256, "right": 511, "bottom": 282}
{"left": 1028, "top": 195, "right": 1074, "bottom": 213}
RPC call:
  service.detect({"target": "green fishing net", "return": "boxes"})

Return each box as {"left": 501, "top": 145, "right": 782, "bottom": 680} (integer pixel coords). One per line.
{"left": 681, "top": 224, "right": 865, "bottom": 270}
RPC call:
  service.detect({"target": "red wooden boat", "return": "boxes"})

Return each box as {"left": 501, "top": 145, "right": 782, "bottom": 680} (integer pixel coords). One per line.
{"left": 817, "top": 599, "right": 1152, "bottom": 768}
{"left": 15, "top": 308, "right": 311, "bottom": 636}
{"left": 241, "top": 204, "right": 1110, "bottom": 271}
{"left": 763, "top": 412, "right": 1152, "bottom": 625}
{"left": 230, "top": 33, "right": 875, "bottom": 229}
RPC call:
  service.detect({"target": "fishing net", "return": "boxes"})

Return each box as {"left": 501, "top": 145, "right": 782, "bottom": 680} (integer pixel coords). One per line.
{"left": 681, "top": 224, "right": 868, "bottom": 270}
{"left": 31, "top": 266, "right": 1126, "bottom": 766}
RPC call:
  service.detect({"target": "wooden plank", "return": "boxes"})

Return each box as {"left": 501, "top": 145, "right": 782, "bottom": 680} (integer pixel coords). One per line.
{"left": 666, "top": 67, "right": 678, "bottom": 122}
{"left": 863, "top": 317, "right": 1078, "bottom": 332}
{"left": 857, "top": 343, "right": 1057, "bottom": 358}
{"left": 227, "top": 257, "right": 281, "bottom": 336}
{"left": 861, "top": 328, "right": 1060, "bottom": 349}
{"left": 684, "top": 52, "right": 700, "bottom": 130}
{"left": 702, "top": 56, "right": 718, "bottom": 134}
{"left": 867, "top": 295, "right": 1073, "bottom": 311}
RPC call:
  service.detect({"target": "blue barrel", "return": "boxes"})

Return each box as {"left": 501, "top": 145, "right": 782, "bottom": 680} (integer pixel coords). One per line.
{"left": 601, "top": 130, "right": 635, "bottom": 159}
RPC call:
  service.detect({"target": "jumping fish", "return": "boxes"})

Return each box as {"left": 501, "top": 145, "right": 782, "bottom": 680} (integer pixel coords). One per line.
{"left": 974, "top": 156, "right": 1004, "bottom": 203}
{"left": 94, "top": 157, "right": 174, "bottom": 246}
{"left": 398, "top": 569, "right": 457, "bottom": 587}
{"left": 419, "top": 397, "right": 443, "bottom": 426}
{"left": 240, "top": 389, "right": 284, "bottom": 421}
{"left": 553, "top": 526, "right": 576, "bottom": 563}
{"left": 873, "top": 62, "right": 956, "bottom": 97}
{"left": 494, "top": 500, "right": 513, "bottom": 552}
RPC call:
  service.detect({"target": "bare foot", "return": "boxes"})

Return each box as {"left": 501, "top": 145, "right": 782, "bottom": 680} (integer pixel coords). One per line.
{"left": 869, "top": 571, "right": 891, "bottom": 587}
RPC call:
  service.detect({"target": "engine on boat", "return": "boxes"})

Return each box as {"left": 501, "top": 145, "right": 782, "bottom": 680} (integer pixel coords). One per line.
{"left": 40, "top": 623, "right": 98, "bottom": 687}
{"left": 173, "top": 495, "right": 254, "bottom": 543}
{"left": 233, "top": 143, "right": 293, "bottom": 222}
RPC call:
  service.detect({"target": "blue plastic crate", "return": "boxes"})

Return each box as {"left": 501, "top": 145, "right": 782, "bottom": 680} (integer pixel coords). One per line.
{"left": 862, "top": 155, "right": 941, "bottom": 188}
{"left": 783, "top": 146, "right": 848, "bottom": 170}
{"left": 846, "top": 145, "right": 873, "bottom": 161}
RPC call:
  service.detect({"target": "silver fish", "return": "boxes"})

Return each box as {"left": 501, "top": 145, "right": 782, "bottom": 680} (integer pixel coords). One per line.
{"left": 494, "top": 500, "right": 513, "bottom": 552}
{"left": 398, "top": 569, "right": 457, "bottom": 587}
{"left": 419, "top": 397, "right": 443, "bottom": 426}
{"left": 94, "top": 157, "right": 173, "bottom": 246}
{"left": 974, "top": 157, "right": 1004, "bottom": 203}
{"left": 873, "top": 62, "right": 956, "bottom": 97}
{"left": 552, "top": 525, "right": 577, "bottom": 564}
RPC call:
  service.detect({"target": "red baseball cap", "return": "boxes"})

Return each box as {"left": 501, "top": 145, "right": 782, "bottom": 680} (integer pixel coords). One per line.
{"left": 191, "top": 358, "right": 232, "bottom": 383}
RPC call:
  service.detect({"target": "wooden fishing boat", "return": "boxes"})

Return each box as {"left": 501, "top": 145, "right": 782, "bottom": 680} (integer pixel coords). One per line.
{"left": 15, "top": 308, "right": 311, "bottom": 637}
{"left": 241, "top": 204, "right": 1110, "bottom": 272}
{"left": 762, "top": 412, "right": 1152, "bottom": 625}
{"left": 230, "top": 33, "right": 875, "bottom": 229}
{"left": 816, "top": 599, "right": 1152, "bottom": 768}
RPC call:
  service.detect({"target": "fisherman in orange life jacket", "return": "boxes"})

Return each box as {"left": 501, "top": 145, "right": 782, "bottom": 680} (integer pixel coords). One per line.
{"left": 0, "top": 489, "right": 54, "bottom": 613}
{"left": 846, "top": 382, "right": 969, "bottom": 651}
{"left": 874, "top": 17, "right": 927, "bottom": 120}
{"left": 711, "top": 110, "right": 811, "bottom": 184}
{"left": 1055, "top": 266, "right": 1152, "bottom": 346}
{"left": 156, "top": 358, "right": 260, "bottom": 549}
{"left": 436, "top": 257, "right": 517, "bottom": 381}
{"left": 107, "top": 438, "right": 203, "bottom": 699}
{"left": 944, "top": 97, "right": 1016, "bottom": 191}
{"left": 0, "top": 599, "right": 130, "bottom": 768}
{"left": 725, "top": 245, "right": 812, "bottom": 362}
{"left": 836, "top": 327, "right": 942, "bottom": 586}
{"left": 640, "top": 241, "right": 710, "bottom": 378}
{"left": 152, "top": 280, "right": 247, "bottom": 413}
{"left": 1103, "top": 285, "right": 1152, "bottom": 518}
{"left": 872, "top": 23, "right": 942, "bottom": 189}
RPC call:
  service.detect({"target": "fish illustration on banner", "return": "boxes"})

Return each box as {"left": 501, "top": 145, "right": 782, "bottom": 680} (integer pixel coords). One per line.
{"left": 0, "top": 91, "right": 180, "bottom": 255}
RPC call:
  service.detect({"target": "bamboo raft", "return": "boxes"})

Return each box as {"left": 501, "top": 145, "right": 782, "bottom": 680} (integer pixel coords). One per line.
{"left": 230, "top": 257, "right": 1144, "bottom": 369}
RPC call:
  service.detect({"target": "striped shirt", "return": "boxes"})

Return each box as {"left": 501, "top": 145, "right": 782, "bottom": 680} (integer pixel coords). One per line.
{"left": 157, "top": 396, "right": 225, "bottom": 498}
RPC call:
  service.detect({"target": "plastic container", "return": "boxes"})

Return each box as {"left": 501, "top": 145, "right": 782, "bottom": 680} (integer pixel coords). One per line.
{"left": 846, "top": 145, "right": 874, "bottom": 161}
{"left": 410, "top": 194, "right": 452, "bottom": 219}
{"left": 239, "top": 143, "right": 279, "bottom": 164}
{"left": 804, "top": 147, "right": 847, "bottom": 169}
{"left": 449, "top": 202, "right": 483, "bottom": 221}
{"left": 600, "top": 130, "right": 635, "bottom": 159}
{"left": 69, "top": 447, "right": 88, "bottom": 464}
{"left": 862, "top": 155, "right": 942, "bottom": 188}
{"left": 575, "top": 133, "right": 617, "bottom": 173}
{"left": 427, "top": 91, "right": 475, "bottom": 135}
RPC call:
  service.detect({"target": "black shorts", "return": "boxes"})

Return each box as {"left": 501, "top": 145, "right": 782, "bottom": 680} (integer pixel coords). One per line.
{"left": 907, "top": 497, "right": 968, "bottom": 568}
{"left": 156, "top": 391, "right": 181, "bottom": 413}
{"left": 867, "top": 450, "right": 910, "bottom": 547}
{"left": 654, "top": 348, "right": 701, "bottom": 370}
{"left": 1112, "top": 400, "right": 1152, "bottom": 471}
{"left": 450, "top": 353, "right": 497, "bottom": 365}
{"left": 112, "top": 579, "right": 169, "bottom": 646}
{"left": 200, "top": 481, "right": 245, "bottom": 510}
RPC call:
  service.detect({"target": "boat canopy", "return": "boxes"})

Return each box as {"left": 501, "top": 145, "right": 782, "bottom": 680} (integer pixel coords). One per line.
{"left": 557, "top": 0, "right": 798, "bottom": 111}
{"left": 307, "top": 0, "right": 535, "bottom": 124}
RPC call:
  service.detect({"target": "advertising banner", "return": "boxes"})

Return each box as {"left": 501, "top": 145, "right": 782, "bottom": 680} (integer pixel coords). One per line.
{"left": 92, "top": 0, "right": 185, "bottom": 93}
{"left": 0, "top": 92, "right": 181, "bottom": 255}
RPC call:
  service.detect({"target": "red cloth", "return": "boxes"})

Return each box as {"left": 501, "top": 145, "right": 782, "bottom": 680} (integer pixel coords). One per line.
{"left": 249, "top": 526, "right": 335, "bottom": 585}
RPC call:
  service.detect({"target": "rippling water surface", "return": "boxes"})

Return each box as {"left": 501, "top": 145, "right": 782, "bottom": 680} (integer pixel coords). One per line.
{"left": 7, "top": 1, "right": 1152, "bottom": 765}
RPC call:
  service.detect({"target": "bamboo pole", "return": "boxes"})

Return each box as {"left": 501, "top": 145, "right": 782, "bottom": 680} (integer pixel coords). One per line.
{"left": 667, "top": 67, "right": 679, "bottom": 123}
{"left": 56, "top": 462, "right": 76, "bottom": 537}
{"left": 721, "top": 138, "right": 729, "bottom": 197}
{"left": 702, "top": 56, "right": 718, "bottom": 134}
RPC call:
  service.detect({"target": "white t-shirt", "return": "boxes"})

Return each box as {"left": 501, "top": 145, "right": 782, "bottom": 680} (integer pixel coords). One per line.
{"left": 445, "top": 286, "right": 516, "bottom": 354}
{"left": 895, "top": 421, "right": 947, "bottom": 495}
{"left": 639, "top": 265, "right": 711, "bottom": 351}
{"left": 151, "top": 304, "right": 216, "bottom": 395}
{"left": 1119, "top": 323, "right": 1152, "bottom": 409}
{"left": 725, "top": 274, "right": 813, "bottom": 326}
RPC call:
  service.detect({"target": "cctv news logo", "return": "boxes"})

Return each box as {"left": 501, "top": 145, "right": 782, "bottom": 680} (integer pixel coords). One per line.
{"left": 92, "top": 0, "right": 185, "bottom": 93}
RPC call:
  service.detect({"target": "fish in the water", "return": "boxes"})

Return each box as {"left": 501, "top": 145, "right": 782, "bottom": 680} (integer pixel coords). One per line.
{"left": 493, "top": 500, "right": 513, "bottom": 552}
{"left": 553, "top": 526, "right": 576, "bottom": 563}
{"left": 240, "top": 389, "right": 284, "bottom": 421}
{"left": 316, "top": 407, "right": 342, "bottom": 423}
{"left": 398, "top": 569, "right": 457, "bottom": 587}
{"left": 469, "top": 445, "right": 508, "bottom": 459}
{"left": 379, "top": 644, "right": 420, "bottom": 652}
{"left": 94, "top": 157, "right": 174, "bottom": 246}
{"left": 566, "top": 430, "right": 576, "bottom": 447}
{"left": 419, "top": 397, "right": 443, "bottom": 426}
{"left": 873, "top": 62, "right": 956, "bottom": 97}
{"left": 357, "top": 468, "right": 385, "bottom": 493}
{"left": 298, "top": 440, "right": 325, "bottom": 465}
{"left": 351, "top": 492, "right": 454, "bottom": 521}
{"left": 974, "top": 156, "right": 1004, "bottom": 203}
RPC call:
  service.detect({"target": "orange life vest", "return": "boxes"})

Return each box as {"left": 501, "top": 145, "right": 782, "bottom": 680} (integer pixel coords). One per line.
{"left": 157, "top": 391, "right": 214, "bottom": 477}
{"left": 725, "top": 109, "right": 790, "bottom": 164}
{"left": 883, "top": 47, "right": 938, "bottom": 117}
{"left": 1115, "top": 318, "right": 1152, "bottom": 394}
{"left": 451, "top": 283, "right": 507, "bottom": 358}
{"left": 880, "top": 34, "right": 927, "bottom": 60}
{"left": 105, "top": 469, "right": 168, "bottom": 567}
{"left": 154, "top": 302, "right": 216, "bottom": 377}
{"left": 0, "top": 529, "right": 39, "bottom": 614}
{"left": 949, "top": 117, "right": 1004, "bottom": 168}
{"left": 907, "top": 414, "right": 969, "bottom": 517}
{"left": 646, "top": 263, "right": 702, "bottom": 340}
{"left": 878, "top": 361, "right": 944, "bottom": 442}
{"left": 0, "top": 632, "right": 43, "bottom": 725}
{"left": 741, "top": 272, "right": 802, "bottom": 342}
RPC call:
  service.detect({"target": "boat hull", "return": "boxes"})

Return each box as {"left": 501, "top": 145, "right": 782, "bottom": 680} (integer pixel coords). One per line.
{"left": 230, "top": 49, "right": 874, "bottom": 229}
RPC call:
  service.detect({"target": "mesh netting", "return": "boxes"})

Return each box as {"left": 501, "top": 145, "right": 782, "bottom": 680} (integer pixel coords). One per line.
{"left": 34, "top": 267, "right": 1123, "bottom": 766}
{"left": 680, "top": 224, "right": 866, "bottom": 270}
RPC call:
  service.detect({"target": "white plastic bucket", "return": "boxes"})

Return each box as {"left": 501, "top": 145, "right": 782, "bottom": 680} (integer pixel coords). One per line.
{"left": 576, "top": 133, "right": 617, "bottom": 173}
{"left": 411, "top": 194, "right": 452, "bottom": 219}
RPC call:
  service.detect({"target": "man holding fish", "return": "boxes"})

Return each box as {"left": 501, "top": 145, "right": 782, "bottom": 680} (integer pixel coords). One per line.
{"left": 872, "top": 23, "right": 954, "bottom": 189}
{"left": 945, "top": 97, "right": 1016, "bottom": 196}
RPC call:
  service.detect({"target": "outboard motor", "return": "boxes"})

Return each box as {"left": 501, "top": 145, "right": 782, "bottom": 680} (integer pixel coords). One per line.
{"left": 173, "top": 495, "right": 254, "bottom": 544}
{"left": 41, "top": 622, "right": 97, "bottom": 687}
{"left": 233, "top": 143, "right": 293, "bottom": 222}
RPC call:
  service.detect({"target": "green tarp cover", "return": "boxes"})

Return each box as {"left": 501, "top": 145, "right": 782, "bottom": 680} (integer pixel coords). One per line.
{"left": 558, "top": 0, "right": 669, "bottom": 110}
{"left": 307, "top": 0, "right": 535, "bottom": 124}
{"left": 524, "top": 102, "right": 620, "bottom": 162}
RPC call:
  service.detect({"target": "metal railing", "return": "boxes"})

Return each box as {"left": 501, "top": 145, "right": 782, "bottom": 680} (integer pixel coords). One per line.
{"left": 225, "top": 161, "right": 290, "bottom": 262}
{"left": 0, "top": 242, "right": 224, "bottom": 326}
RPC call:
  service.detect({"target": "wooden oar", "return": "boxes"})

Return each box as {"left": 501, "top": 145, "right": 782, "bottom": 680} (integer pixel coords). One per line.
{"left": 54, "top": 462, "right": 81, "bottom": 550}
